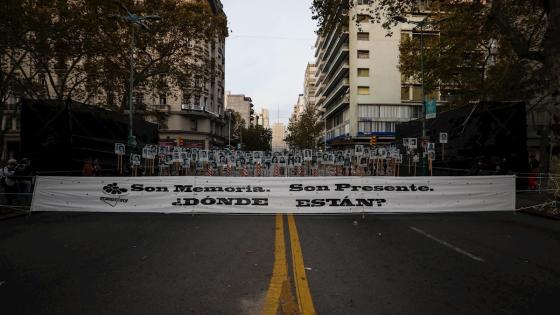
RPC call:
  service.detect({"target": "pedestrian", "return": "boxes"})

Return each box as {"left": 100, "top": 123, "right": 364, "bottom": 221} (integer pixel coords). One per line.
{"left": 15, "top": 158, "right": 33, "bottom": 205}
{"left": 93, "top": 159, "right": 102, "bottom": 176}
{"left": 528, "top": 154, "right": 540, "bottom": 190}
{"left": 470, "top": 158, "right": 483, "bottom": 176}
{"left": 3, "top": 159, "right": 18, "bottom": 205}
{"left": 82, "top": 158, "right": 93, "bottom": 176}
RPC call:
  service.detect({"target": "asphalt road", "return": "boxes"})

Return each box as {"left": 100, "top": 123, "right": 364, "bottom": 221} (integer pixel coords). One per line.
{"left": 1, "top": 212, "right": 559, "bottom": 315}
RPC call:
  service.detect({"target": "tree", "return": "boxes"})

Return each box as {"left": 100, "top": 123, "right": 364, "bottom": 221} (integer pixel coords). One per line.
{"left": 241, "top": 125, "right": 272, "bottom": 151}
{"left": 285, "top": 104, "right": 323, "bottom": 150}
{"left": 312, "top": 0, "right": 559, "bottom": 108}
{"left": 311, "top": 0, "right": 560, "bottom": 169}
{"left": 0, "top": 0, "right": 226, "bottom": 155}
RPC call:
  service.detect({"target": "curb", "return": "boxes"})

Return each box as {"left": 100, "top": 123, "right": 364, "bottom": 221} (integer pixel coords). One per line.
{"left": 0, "top": 211, "right": 27, "bottom": 221}
{"left": 519, "top": 209, "right": 560, "bottom": 220}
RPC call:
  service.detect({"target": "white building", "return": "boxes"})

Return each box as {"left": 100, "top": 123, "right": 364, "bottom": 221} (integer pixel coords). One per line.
{"left": 261, "top": 108, "right": 270, "bottom": 129}
{"left": 271, "top": 122, "right": 287, "bottom": 151}
{"left": 225, "top": 92, "right": 254, "bottom": 127}
{"left": 315, "top": 1, "right": 424, "bottom": 147}
{"left": 304, "top": 63, "right": 317, "bottom": 108}
{"left": 290, "top": 94, "right": 306, "bottom": 122}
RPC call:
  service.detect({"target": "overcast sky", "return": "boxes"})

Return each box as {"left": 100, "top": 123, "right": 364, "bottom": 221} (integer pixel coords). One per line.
{"left": 222, "top": 0, "right": 317, "bottom": 125}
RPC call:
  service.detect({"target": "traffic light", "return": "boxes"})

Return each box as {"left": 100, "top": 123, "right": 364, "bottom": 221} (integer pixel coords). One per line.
{"left": 178, "top": 137, "right": 185, "bottom": 147}
{"left": 370, "top": 136, "right": 377, "bottom": 146}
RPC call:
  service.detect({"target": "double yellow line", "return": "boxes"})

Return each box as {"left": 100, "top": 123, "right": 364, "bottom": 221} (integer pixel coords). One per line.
{"left": 263, "top": 214, "right": 316, "bottom": 315}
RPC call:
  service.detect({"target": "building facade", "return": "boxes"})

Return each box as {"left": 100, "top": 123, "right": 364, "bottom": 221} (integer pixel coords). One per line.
{"left": 153, "top": 0, "right": 227, "bottom": 149}
{"left": 290, "top": 94, "right": 306, "bottom": 123}
{"left": 314, "top": 1, "right": 424, "bottom": 147}
{"left": 271, "top": 122, "right": 287, "bottom": 151}
{"left": 303, "top": 63, "right": 317, "bottom": 108}
{"left": 225, "top": 92, "right": 255, "bottom": 127}
{"left": 0, "top": 0, "right": 227, "bottom": 158}
{"left": 260, "top": 108, "right": 270, "bottom": 129}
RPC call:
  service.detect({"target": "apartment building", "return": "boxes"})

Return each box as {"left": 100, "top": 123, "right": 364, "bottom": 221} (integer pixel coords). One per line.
{"left": 260, "top": 108, "right": 270, "bottom": 129}
{"left": 304, "top": 63, "right": 317, "bottom": 108}
{"left": 271, "top": 122, "right": 287, "bottom": 151}
{"left": 0, "top": 0, "right": 227, "bottom": 157}
{"left": 290, "top": 94, "right": 306, "bottom": 122}
{"left": 148, "top": 0, "right": 227, "bottom": 149}
{"left": 315, "top": 1, "right": 424, "bottom": 147}
{"left": 225, "top": 92, "right": 255, "bottom": 127}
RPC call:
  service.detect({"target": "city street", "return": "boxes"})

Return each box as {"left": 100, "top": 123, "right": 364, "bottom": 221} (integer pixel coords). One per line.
{"left": 1, "top": 212, "right": 559, "bottom": 314}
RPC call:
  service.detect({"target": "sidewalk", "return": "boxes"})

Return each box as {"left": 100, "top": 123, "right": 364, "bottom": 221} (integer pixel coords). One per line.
{"left": 516, "top": 191, "right": 559, "bottom": 219}
{"left": 0, "top": 206, "right": 29, "bottom": 220}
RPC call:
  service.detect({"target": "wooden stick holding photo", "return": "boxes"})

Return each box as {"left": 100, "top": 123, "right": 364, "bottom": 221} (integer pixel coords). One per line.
{"left": 429, "top": 158, "right": 433, "bottom": 176}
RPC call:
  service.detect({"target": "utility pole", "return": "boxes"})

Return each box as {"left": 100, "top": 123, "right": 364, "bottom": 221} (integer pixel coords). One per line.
{"left": 393, "top": 15, "right": 447, "bottom": 176}
{"left": 111, "top": 1, "right": 160, "bottom": 149}
{"left": 129, "top": 24, "right": 135, "bottom": 148}
{"left": 227, "top": 111, "right": 231, "bottom": 147}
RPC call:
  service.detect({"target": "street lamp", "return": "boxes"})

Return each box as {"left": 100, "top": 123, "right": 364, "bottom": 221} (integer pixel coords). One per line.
{"left": 111, "top": 0, "right": 160, "bottom": 148}
{"left": 393, "top": 15, "right": 447, "bottom": 175}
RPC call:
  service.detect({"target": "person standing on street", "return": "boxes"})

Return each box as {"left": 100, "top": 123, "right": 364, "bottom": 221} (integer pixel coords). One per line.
{"left": 15, "top": 158, "right": 33, "bottom": 205}
{"left": 82, "top": 158, "right": 94, "bottom": 176}
{"left": 3, "top": 159, "right": 18, "bottom": 205}
{"left": 528, "top": 155, "right": 540, "bottom": 190}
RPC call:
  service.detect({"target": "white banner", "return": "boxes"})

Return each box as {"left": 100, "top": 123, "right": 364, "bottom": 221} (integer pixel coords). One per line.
{"left": 30, "top": 176, "right": 515, "bottom": 214}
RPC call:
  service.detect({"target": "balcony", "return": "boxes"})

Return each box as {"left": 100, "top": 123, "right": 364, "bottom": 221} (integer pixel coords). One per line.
{"left": 321, "top": 78, "right": 349, "bottom": 110}
{"left": 326, "top": 123, "right": 350, "bottom": 142}
{"left": 318, "top": 62, "right": 349, "bottom": 98}
{"left": 317, "top": 32, "right": 349, "bottom": 74}
{"left": 324, "top": 95, "right": 349, "bottom": 119}
{"left": 316, "top": 46, "right": 349, "bottom": 94}
{"left": 149, "top": 104, "right": 171, "bottom": 112}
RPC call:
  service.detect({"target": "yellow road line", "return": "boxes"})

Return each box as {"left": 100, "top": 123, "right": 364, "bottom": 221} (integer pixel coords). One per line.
{"left": 287, "top": 214, "right": 316, "bottom": 315}
{"left": 263, "top": 214, "right": 288, "bottom": 315}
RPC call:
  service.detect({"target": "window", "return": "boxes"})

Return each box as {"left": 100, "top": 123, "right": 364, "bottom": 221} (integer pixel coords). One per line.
{"left": 134, "top": 93, "right": 144, "bottom": 105}
{"left": 358, "top": 86, "right": 370, "bottom": 95}
{"left": 4, "top": 116, "right": 13, "bottom": 131}
{"left": 358, "top": 121, "right": 396, "bottom": 134}
{"left": 159, "top": 94, "right": 167, "bottom": 105}
{"left": 357, "top": 14, "right": 369, "bottom": 23}
{"left": 357, "top": 68, "right": 369, "bottom": 77}
{"left": 357, "top": 0, "right": 370, "bottom": 4}
{"left": 357, "top": 32, "right": 369, "bottom": 41}
{"left": 358, "top": 104, "right": 420, "bottom": 120}
{"left": 191, "top": 119, "right": 198, "bottom": 131}
{"left": 401, "top": 86, "right": 410, "bottom": 100}
{"left": 400, "top": 32, "right": 411, "bottom": 43}
{"left": 357, "top": 50, "right": 369, "bottom": 59}
{"left": 412, "top": 86, "right": 423, "bottom": 101}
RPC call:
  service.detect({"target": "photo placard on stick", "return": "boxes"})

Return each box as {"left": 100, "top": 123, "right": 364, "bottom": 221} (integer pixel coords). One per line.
{"left": 439, "top": 132, "right": 448, "bottom": 144}
{"left": 409, "top": 138, "right": 418, "bottom": 149}
{"left": 130, "top": 154, "right": 141, "bottom": 166}
{"left": 355, "top": 145, "right": 364, "bottom": 156}
{"left": 115, "top": 143, "right": 126, "bottom": 155}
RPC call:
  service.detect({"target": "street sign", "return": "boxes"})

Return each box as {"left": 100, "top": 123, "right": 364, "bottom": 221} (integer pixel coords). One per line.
{"left": 425, "top": 99, "right": 437, "bottom": 119}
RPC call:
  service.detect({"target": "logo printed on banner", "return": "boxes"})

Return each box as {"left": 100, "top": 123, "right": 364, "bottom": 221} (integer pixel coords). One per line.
{"left": 100, "top": 183, "right": 129, "bottom": 207}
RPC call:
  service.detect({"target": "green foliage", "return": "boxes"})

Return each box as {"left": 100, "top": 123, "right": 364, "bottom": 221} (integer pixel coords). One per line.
{"left": 311, "top": 0, "right": 560, "bottom": 112}
{"left": 241, "top": 125, "right": 272, "bottom": 151}
{"left": 0, "top": 0, "right": 227, "bottom": 107}
{"left": 285, "top": 104, "right": 323, "bottom": 150}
